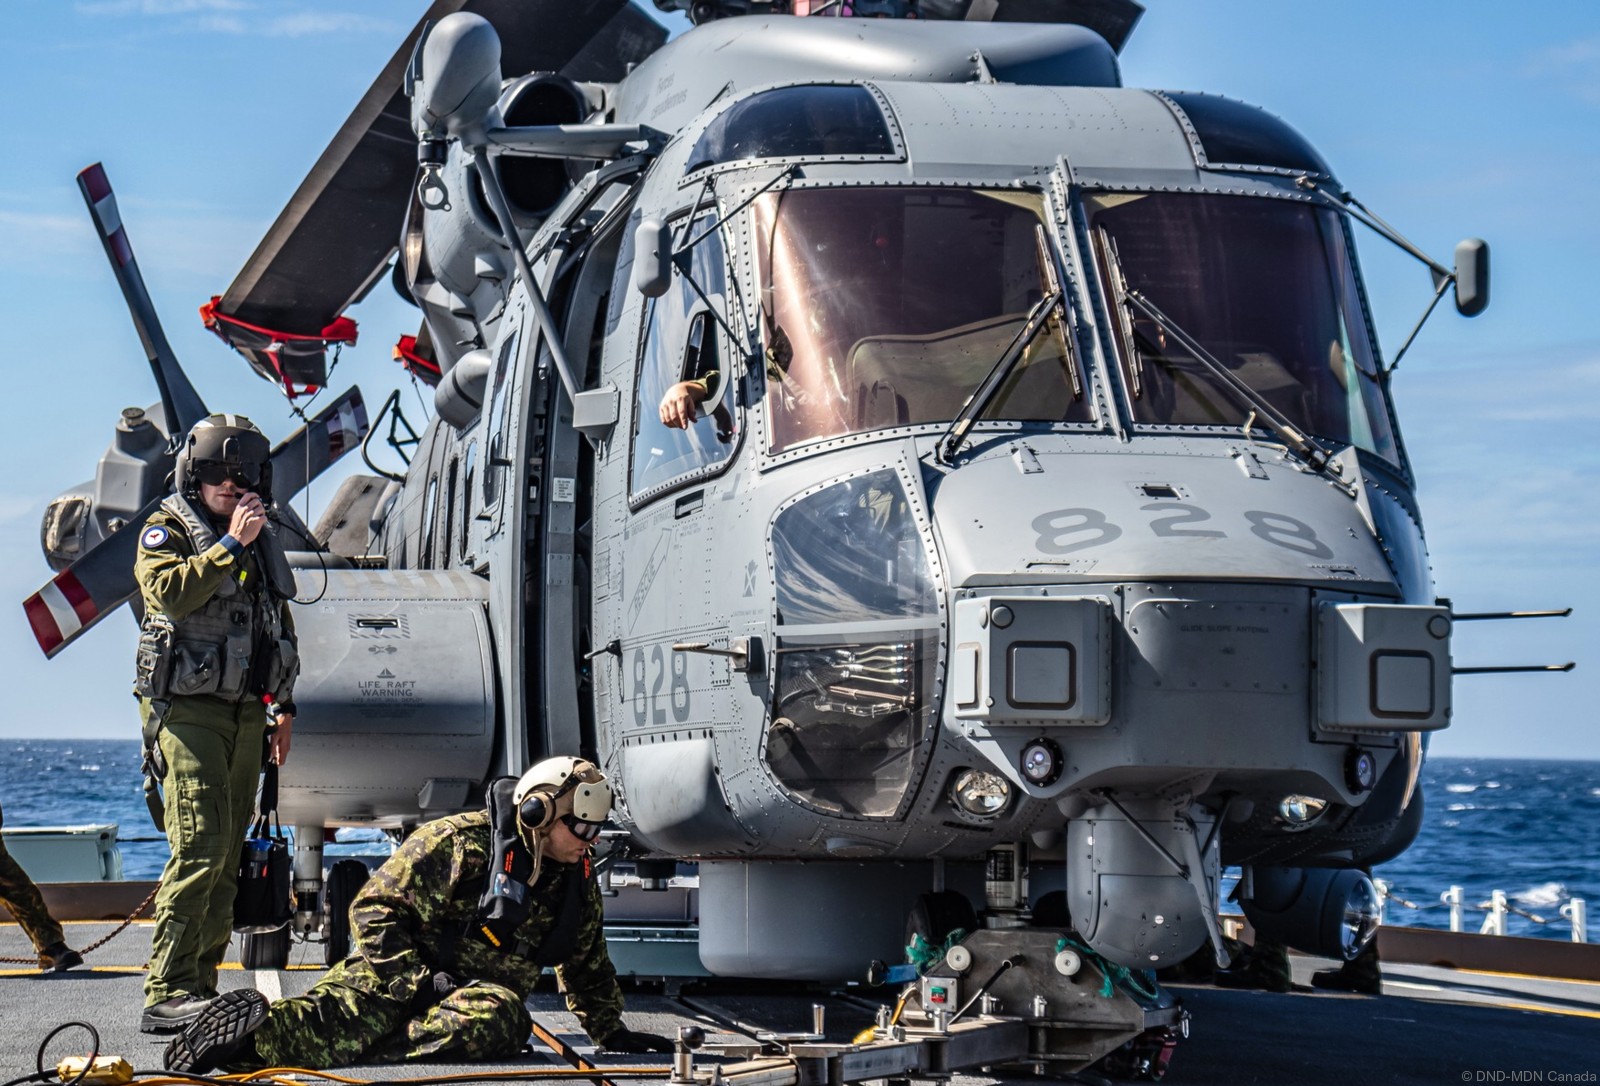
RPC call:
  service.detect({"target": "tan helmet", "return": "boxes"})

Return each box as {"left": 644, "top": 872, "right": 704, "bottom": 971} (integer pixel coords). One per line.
{"left": 512, "top": 756, "right": 612, "bottom": 846}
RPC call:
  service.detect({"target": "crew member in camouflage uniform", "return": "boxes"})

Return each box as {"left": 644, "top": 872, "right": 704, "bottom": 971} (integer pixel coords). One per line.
{"left": 166, "top": 757, "right": 674, "bottom": 1073}
{"left": 0, "top": 800, "right": 82, "bottom": 972}
{"left": 135, "top": 415, "right": 299, "bottom": 1033}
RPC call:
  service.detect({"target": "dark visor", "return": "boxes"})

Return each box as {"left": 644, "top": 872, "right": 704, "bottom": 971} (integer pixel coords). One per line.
{"left": 194, "top": 460, "right": 261, "bottom": 488}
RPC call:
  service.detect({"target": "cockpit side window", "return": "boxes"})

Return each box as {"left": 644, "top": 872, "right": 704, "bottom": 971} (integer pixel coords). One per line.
{"left": 629, "top": 213, "right": 740, "bottom": 501}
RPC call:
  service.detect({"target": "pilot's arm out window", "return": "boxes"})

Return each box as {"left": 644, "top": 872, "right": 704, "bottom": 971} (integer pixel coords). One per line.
{"left": 630, "top": 214, "right": 740, "bottom": 499}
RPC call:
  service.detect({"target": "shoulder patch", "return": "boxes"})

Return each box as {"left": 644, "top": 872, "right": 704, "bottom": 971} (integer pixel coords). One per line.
{"left": 140, "top": 525, "right": 171, "bottom": 549}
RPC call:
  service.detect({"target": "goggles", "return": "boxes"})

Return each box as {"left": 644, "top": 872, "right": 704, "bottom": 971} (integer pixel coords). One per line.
{"left": 562, "top": 814, "right": 605, "bottom": 842}
{"left": 194, "top": 460, "right": 262, "bottom": 489}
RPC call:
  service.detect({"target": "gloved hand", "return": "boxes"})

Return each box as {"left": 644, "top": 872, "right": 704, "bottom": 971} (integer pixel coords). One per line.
{"left": 603, "top": 1028, "right": 675, "bottom": 1054}
{"left": 430, "top": 971, "right": 459, "bottom": 1000}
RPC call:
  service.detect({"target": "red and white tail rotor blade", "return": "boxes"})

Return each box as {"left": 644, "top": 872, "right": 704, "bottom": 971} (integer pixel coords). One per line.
{"left": 22, "top": 497, "right": 159, "bottom": 658}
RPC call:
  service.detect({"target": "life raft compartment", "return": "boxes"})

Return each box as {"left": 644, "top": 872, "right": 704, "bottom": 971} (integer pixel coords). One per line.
{"left": 280, "top": 568, "right": 496, "bottom": 827}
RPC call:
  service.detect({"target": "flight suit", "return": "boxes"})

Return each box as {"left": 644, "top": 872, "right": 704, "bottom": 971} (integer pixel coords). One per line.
{"left": 136, "top": 498, "right": 297, "bottom": 1007}
{"left": 0, "top": 800, "right": 67, "bottom": 959}
{"left": 224, "top": 811, "right": 625, "bottom": 1069}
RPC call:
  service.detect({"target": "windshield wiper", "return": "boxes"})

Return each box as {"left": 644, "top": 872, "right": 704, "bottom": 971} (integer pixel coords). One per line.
{"left": 1121, "top": 290, "right": 1352, "bottom": 490}
{"left": 937, "top": 226, "right": 1075, "bottom": 465}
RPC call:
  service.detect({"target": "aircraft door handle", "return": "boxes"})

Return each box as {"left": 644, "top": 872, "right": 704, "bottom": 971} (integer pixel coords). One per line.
{"left": 584, "top": 639, "right": 622, "bottom": 661}
{"left": 673, "top": 637, "right": 764, "bottom": 674}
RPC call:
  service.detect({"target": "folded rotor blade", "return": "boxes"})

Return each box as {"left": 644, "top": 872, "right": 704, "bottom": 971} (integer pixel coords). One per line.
{"left": 78, "top": 163, "right": 209, "bottom": 438}
{"left": 214, "top": 0, "right": 666, "bottom": 387}
{"left": 23, "top": 497, "right": 160, "bottom": 659}
{"left": 270, "top": 387, "right": 371, "bottom": 502}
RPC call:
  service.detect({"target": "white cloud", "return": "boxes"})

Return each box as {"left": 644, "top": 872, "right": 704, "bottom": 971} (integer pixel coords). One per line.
{"left": 194, "top": 12, "right": 248, "bottom": 33}
{"left": 73, "top": 1, "right": 400, "bottom": 38}
{"left": 1400, "top": 342, "right": 1600, "bottom": 425}
{"left": 0, "top": 209, "right": 98, "bottom": 273}
{"left": 0, "top": 209, "right": 88, "bottom": 243}
{"left": 1526, "top": 34, "right": 1600, "bottom": 109}
{"left": 260, "top": 12, "right": 402, "bottom": 38}
{"left": 0, "top": 495, "right": 46, "bottom": 527}
{"left": 77, "top": 0, "right": 249, "bottom": 14}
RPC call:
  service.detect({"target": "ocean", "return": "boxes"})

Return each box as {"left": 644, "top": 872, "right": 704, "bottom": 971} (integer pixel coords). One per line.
{"left": 2, "top": 741, "right": 1596, "bottom": 942}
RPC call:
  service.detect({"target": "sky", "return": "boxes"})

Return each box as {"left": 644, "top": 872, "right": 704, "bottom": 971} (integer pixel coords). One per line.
{"left": 0, "top": 1, "right": 1593, "bottom": 759}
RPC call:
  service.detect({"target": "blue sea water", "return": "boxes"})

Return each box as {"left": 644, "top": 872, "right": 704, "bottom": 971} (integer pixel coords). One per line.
{"left": 2, "top": 741, "right": 1596, "bottom": 941}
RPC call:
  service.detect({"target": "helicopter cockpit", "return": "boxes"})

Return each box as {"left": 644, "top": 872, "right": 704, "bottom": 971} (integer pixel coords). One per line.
{"left": 1090, "top": 190, "right": 1399, "bottom": 462}
{"left": 754, "top": 186, "right": 1089, "bottom": 452}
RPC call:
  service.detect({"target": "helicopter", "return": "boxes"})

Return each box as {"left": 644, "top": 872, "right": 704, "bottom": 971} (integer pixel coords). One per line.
{"left": 24, "top": 0, "right": 1542, "bottom": 1071}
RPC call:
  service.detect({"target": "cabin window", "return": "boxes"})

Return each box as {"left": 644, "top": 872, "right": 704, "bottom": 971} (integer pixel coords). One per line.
{"left": 1090, "top": 192, "right": 1397, "bottom": 461}
{"left": 685, "top": 84, "right": 896, "bottom": 175}
{"left": 460, "top": 440, "right": 477, "bottom": 559}
{"left": 483, "top": 319, "right": 522, "bottom": 509}
{"left": 442, "top": 457, "right": 458, "bottom": 566}
{"left": 420, "top": 474, "right": 440, "bottom": 569}
{"left": 629, "top": 213, "right": 739, "bottom": 499}
{"left": 765, "top": 469, "right": 939, "bottom": 819}
{"left": 753, "top": 187, "right": 1089, "bottom": 453}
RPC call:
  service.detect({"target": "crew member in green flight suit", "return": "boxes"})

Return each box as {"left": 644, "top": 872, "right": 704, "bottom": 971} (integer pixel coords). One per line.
{"left": 133, "top": 414, "right": 300, "bottom": 1034}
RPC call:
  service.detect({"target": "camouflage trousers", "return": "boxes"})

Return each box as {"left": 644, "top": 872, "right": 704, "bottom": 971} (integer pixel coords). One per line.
{"left": 0, "top": 837, "right": 65, "bottom": 955}
{"left": 242, "top": 978, "right": 532, "bottom": 1069}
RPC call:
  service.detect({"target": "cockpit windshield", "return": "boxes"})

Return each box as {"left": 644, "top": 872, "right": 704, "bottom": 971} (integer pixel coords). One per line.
{"left": 754, "top": 188, "right": 1090, "bottom": 453}
{"left": 1090, "top": 192, "right": 1398, "bottom": 461}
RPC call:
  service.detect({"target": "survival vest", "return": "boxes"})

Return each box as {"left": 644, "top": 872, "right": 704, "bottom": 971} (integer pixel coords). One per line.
{"left": 133, "top": 494, "right": 300, "bottom": 705}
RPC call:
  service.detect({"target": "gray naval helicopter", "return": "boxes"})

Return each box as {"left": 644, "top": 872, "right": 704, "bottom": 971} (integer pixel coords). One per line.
{"left": 29, "top": 0, "right": 1558, "bottom": 1074}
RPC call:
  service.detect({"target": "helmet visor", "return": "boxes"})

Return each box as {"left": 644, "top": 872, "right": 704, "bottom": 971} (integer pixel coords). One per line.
{"left": 194, "top": 460, "right": 261, "bottom": 489}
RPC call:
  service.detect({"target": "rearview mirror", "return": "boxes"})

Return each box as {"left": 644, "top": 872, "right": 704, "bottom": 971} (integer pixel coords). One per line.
{"left": 1453, "top": 238, "right": 1489, "bottom": 317}
{"left": 633, "top": 218, "right": 673, "bottom": 298}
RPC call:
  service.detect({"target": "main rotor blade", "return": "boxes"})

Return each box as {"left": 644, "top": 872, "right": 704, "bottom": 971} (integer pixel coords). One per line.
{"left": 77, "top": 163, "right": 209, "bottom": 438}
{"left": 213, "top": 0, "right": 665, "bottom": 386}
{"left": 23, "top": 496, "right": 159, "bottom": 659}
{"left": 270, "top": 387, "right": 371, "bottom": 501}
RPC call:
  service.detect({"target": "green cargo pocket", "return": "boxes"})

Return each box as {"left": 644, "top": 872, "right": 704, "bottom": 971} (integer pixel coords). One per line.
{"left": 173, "top": 775, "right": 228, "bottom": 858}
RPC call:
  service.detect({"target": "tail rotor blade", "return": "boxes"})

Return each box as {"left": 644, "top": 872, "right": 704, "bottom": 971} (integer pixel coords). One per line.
{"left": 78, "top": 163, "right": 208, "bottom": 438}
{"left": 270, "top": 387, "right": 371, "bottom": 501}
{"left": 22, "top": 496, "right": 160, "bottom": 658}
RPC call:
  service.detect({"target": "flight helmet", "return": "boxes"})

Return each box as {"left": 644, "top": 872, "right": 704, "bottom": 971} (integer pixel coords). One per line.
{"left": 514, "top": 756, "right": 612, "bottom": 846}
{"left": 176, "top": 414, "right": 272, "bottom": 501}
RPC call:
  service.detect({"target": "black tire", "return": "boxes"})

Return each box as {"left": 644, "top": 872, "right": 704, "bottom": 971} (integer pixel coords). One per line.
{"left": 239, "top": 924, "right": 290, "bottom": 970}
{"left": 324, "top": 859, "right": 370, "bottom": 967}
{"left": 905, "top": 890, "right": 978, "bottom": 949}
{"left": 1030, "top": 889, "right": 1071, "bottom": 928}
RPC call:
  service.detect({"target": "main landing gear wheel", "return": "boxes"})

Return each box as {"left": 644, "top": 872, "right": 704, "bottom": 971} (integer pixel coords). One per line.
{"left": 1099, "top": 1019, "right": 1186, "bottom": 1082}
{"left": 905, "top": 890, "right": 979, "bottom": 949}
{"left": 238, "top": 925, "right": 290, "bottom": 970}
{"left": 324, "top": 859, "right": 370, "bottom": 966}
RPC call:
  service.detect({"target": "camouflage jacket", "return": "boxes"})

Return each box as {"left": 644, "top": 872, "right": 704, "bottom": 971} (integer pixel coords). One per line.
{"left": 334, "top": 811, "right": 625, "bottom": 1043}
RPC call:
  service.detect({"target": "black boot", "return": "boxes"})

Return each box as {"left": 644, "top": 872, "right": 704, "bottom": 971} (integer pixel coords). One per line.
{"left": 38, "top": 942, "right": 83, "bottom": 972}
{"left": 140, "top": 995, "right": 212, "bottom": 1034}
{"left": 165, "top": 990, "right": 270, "bottom": 1074}
{"left": 1312, "top": 939, "right": 1381, "bottom": 994}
